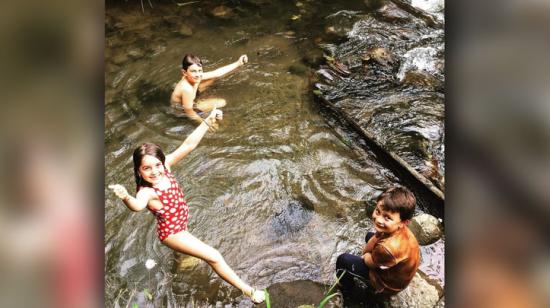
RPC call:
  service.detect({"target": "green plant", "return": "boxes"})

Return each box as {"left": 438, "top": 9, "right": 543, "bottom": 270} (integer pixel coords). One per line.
{"left": 317, "top": 270, "right": 346, "bottom": 308}
{"left": 265, "top": 289, "right": 271, "bottom": 308}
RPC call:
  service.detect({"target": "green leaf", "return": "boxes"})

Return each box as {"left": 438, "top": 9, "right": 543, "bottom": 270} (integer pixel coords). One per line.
{"left": 318, "top": 292, "right": 339, "bottom": 308}
{"left": 265, "top": 289, "right": 271, "bottom": 308}
{"left": 312, "top": 89, "right": 322, "bottom": 96}
{"left": 143, "top": 288, "right": 153, "bottom": 300}
{"left": 132, "top": 304, "right": 138, "bottom": 308}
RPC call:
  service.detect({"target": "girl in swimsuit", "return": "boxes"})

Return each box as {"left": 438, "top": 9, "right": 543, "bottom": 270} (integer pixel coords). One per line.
{"left": 108, "top": 109, "right": 265, "bottom": 304}
{"left": 170, "top": 54, "right": 248, "bottom": 129}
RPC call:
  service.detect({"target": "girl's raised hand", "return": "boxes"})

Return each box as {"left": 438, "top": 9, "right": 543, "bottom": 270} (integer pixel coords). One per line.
{"left": 108, "top": 184, "right": 130, "bottom": 200}
{"left": 238, "top": 54, "right": 248, "bottom": 66}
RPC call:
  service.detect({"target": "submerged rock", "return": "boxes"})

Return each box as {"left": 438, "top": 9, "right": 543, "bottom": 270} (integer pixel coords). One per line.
{"left": 409, "top": 213, "right": 443, "bottom": 245}
{"left": 127, "top": 48, "right": 144, "bottom": 59}
{"left": 111, "top": 52, "right": 129, "bottom": 65}
{"left": 210, "top": 5, "right": 234, "bottom": 19}
{"left": 178, "top": 24, "right": 193, "bottom": 37}
{"left": 177, "top": 255, "right": 201, "bottom": 270}
{"left": 270, "top": 200, "right": 314, "bottom": 237}
{"left": 289, "top": 63, "right": 309, "bottom": 76}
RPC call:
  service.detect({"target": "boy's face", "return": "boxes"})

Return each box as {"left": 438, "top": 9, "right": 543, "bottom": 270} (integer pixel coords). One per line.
{"left": 183, "top": 64, "right": 203, "bottom": 84}
{"left": 372, "top": 201, "right": 404, "bottom": 235}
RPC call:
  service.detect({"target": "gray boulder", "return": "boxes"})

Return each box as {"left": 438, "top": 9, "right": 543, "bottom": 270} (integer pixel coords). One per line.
{"left": 385, "top": 272, "right": 441, "bottom": 307}
{"left": 409, "top": 214, "right": 443, "bottom": 245}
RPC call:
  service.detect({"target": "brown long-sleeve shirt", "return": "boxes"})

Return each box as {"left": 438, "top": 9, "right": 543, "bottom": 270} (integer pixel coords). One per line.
{"left": 369, "top": 227, "right": 420, "bottom": 294}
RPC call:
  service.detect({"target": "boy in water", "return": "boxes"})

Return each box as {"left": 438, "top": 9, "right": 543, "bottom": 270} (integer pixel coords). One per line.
{"left": 171, "top": 54, "right": 248, "bottom": 129}
{"left": 336, "top": 186, "right": 420, "bottom": 298}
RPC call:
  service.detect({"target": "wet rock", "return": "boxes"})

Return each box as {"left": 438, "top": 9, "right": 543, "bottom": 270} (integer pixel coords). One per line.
{"left": 409, "top": 213, "right": 443, "bottom": 245}
{"left": 401, "top": 70, "right": 441, "bottom": 88}
{"left": 323, "top": 9, "right": 362, "bottom": 43}
{"left": 266, "top": 280, "right": 338, "bottom": 307}
{"left": 176, "top": 255, "right": 201, "bottom": 271}
{"left": 364, "top": 0, "right": 387, "bottom": 10}
{"left": 288, "top": 63, "right": 309, "bottom": 76}
{"left": 385, "top": 272, "right": 441, "bottom": 307}
{"left": 324, "top": 25, "right": 348, "bottom": 42}
{"left": 178, "top": 24, "right": 193, "bottom": 37}
{"left": 270, "top": 200, "right": 313, "bottom": 237}
{"left": 127, "top": 48, "right": 144, "bottom": 59}
{"left": 111, "top": 52, "right": 129, "bottom": 65}
{"left": 137, "top": 28, "right": 153, "bottom": 41}
{"left": 210, "top": 5, "right": 234, "bottom": 19}
{"left": 376, "top": 2, "right": 411, "bottom": 23}
{"left": 327, "top": 60, "right": 351, "bottom": 76}
{"left": 302, "top": 47, "right": 324, "bottom": 66}
{"left": 362, "top": 47, "right": 396, "bottom": 68}
{"left": 422, "top": 156, "right": 444, "bottom": 190}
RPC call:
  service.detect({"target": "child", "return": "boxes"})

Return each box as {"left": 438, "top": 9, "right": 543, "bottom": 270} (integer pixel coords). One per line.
{"left": 336, "top": 186, "right": 420, "bottom": 296}
{"left": 170, "top": 53, "right": 248, "bottom": 128}
{"left": 108, "top": 109, "right": 265, "bottom": 304}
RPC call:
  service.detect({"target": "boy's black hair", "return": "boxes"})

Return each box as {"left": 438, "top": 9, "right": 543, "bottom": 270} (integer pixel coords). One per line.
{"left": 376, "top": 186, "right": 416, "bottom": 221}
{"left": 133, "top": 143, "right": 166, "bottom": 190}
{"left": 181, "top": 54, "right": 202, "bottom": 70}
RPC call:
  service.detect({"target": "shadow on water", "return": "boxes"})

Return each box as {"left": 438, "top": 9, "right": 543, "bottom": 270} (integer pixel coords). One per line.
{"left": 105, "top": 0, "right": 444, "bottom": 306}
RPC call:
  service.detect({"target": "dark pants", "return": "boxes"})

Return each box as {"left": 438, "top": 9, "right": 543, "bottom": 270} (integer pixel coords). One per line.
{"left": 335, "top": 232, "right": 375, "bottom": 289}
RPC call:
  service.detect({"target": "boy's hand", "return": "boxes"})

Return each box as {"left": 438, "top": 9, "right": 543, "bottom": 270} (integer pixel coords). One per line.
{"left": 205, "top": 108, "right": 223, "bottom": 132}
{"left": 238, "top": 54, "right": 248, "bottom": 66}
{"left": 109, "top": 184, "right": 129, "bottom": 200}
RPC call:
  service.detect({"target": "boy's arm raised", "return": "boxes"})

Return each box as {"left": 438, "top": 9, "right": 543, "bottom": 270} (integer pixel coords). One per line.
{"left": 165, "top": 109, "right": 222, "bottom": 168}
{"left": 202, "top": 55, "right": 247, "bottom": 81}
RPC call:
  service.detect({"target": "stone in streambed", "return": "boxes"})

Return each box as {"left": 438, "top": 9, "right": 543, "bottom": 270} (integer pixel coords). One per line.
{"left": 385, "top": 272, "right": 441, "bottom": 307}
{"left": 178, "top": 24, "right": 193, "bottom": 37}
{"left": 409, "top": 213, "right": 443, "bottom": 245}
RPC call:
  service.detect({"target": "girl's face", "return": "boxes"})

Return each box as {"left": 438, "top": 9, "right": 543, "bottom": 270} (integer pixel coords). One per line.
{"left": 183, "top": 63, "right": 203, "bottom": 85}
{"left": 372, "top": 201, "right": 404, "bottom": 235}
{"left": 139, "top": 155, "right": 165, "bottom": 186}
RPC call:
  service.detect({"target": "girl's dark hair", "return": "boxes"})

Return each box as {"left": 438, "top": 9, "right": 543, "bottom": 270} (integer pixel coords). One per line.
{"left": 133, "top": 143, "right": 165, "bottom": 190}
{"left": 376, "top": 186, "right": 416, "bottom": 221}
{"left": 181, "top": 54, "right": 202, "bottom": 70}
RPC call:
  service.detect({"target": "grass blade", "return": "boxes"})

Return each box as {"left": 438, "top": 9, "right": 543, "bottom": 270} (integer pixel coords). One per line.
{"left": 318, "top": 292, "right": 339, "bottom": 308}
{"left": 265, "top": 289, "right": 271, "bottom": 308}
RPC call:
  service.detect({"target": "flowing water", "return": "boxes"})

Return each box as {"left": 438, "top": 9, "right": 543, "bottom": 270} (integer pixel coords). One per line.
{"left": 105, "top": 1, "right": 444, "bottom": 306}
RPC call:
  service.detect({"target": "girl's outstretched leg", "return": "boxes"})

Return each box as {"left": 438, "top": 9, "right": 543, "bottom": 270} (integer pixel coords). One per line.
{"left": 163, "top": 231, "right": 260, "bottom": 299}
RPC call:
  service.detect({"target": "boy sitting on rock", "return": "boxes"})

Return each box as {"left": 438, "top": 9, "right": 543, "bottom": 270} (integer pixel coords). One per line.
{"left": 336, "top": 186, "right": 420, "bottom": 297}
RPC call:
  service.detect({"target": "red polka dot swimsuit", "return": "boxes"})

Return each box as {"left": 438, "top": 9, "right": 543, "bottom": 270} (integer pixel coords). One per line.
{"left": 145, "top": 170, "right": 189, "bottom": 241}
